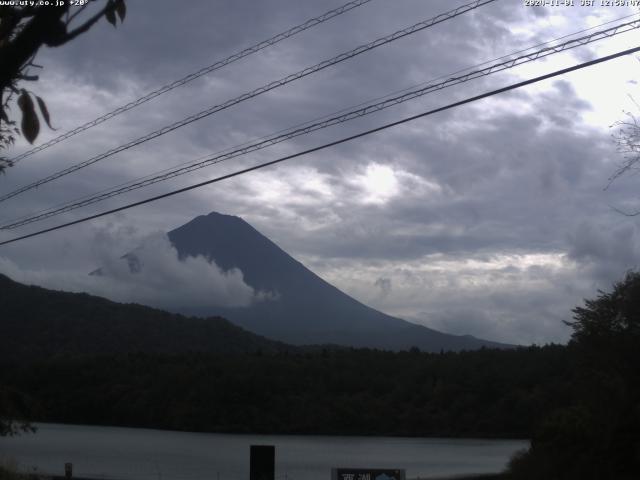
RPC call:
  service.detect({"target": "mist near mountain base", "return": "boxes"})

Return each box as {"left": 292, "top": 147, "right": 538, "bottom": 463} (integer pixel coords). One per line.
{"left": 0, "top": 228, "right": 261, "bottom": 310}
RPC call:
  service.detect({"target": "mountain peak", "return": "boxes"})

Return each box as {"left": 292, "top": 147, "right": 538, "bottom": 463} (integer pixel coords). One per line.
{"left": 182, "top": 211, "right": 248, "bottom": 230}
{"left": 206, "top": 211, "right": 240, "bottom": 220}
{"left": 166, "top": 212, "right": 513, "bottom": 351}
{"left": 203, "top": 211, "right": 244, "bottom": 223}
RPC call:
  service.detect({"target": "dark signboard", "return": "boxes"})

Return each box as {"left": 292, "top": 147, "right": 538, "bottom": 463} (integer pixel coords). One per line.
{"left": 333, "top": 468, "right": 406, "bottom": 480}
{"left": 250, "top": 445, "right": 275, "bottom": 480}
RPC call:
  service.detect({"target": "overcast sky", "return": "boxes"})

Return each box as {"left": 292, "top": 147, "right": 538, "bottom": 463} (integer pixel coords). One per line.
{"left": 1, "top": 0, "right": 640, "bottom": 345}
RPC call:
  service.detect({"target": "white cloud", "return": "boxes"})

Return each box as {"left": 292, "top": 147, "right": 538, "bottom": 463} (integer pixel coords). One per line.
{"left": 91, "top": 232, "right": 257, "bottom": 308}
{"left": 348, "top": 162, "right": 443, "bottom": 205}
{"left": 302, "top": 251, "right": 581, "bottom": 345}
{"left": 353, "top": 163, "right": 400, "bottom": 204}
{"left": 0, "top": 229, "right": 261, "bottom": 310}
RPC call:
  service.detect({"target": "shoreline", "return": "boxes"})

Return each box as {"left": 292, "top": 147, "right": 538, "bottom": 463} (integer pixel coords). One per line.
{"left": 47, "top": 476, "right": 508, "bottom": 480}
{"left": 26, "top": 421, "right": 529, "bottom": 442}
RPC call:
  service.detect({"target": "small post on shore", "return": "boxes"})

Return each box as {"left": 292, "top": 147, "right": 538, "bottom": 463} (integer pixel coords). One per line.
{"left": 64, "top": 463, "right": 73, "bottom": 480}
{"left": 250, "top": 445, "right": 275, "bottom": 480}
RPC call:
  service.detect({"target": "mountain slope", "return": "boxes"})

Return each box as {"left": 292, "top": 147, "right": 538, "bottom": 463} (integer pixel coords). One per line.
{"left": 166, "top": 212, "right": 511, "bottom": 351}
{"left": 0, "top": 273, "right": 286, "bottom": 362}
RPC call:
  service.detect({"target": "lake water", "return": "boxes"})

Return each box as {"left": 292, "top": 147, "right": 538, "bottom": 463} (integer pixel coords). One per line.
{"left": 0, "top": 424, "right": 528, "bottom": 480}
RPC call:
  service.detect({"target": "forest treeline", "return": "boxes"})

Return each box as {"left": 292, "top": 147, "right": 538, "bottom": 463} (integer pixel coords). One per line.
{"left": 0, "top": 273, "right": 286, "bottom": 362}
{"left": 0, "top": 345, "right": 572, "bottom": 438}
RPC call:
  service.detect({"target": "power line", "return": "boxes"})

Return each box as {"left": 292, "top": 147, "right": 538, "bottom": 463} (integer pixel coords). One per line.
{"left": 0, "top": 0, "right": 498, "bottom": 204}
{"left": 15, "top": 9, "right": 635, "bottom": 226}
{"left": 342, "top": 11, "right": 640, "bottom": 113}
{"left": 3, "top": 17, "right": 638, "bottom": 230}
{"left": 7, "top": 0, "right": 376, "bottom": 164}
{"left": 1, "top": 44, "right": 638, "bottom": 248}
{"left": 4, "top": 16, "right": 635, "bottom": 228}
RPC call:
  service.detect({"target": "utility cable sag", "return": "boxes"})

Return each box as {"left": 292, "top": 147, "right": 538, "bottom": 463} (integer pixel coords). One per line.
{"left": 7, "top": 0, "right": 376, "bottom": 164}
{"left": 0, "top": 0, "right": 498, "bottom": 204}
{"left": 3, "top": 17, "right": 638, "bottom": 230}
{"left": 2, "top": 44, "right": 638, "bottom": 247}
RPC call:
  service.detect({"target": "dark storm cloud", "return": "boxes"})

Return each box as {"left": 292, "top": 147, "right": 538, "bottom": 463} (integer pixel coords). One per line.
{"left": 567, "top": 221, "right": 640, "bottom": 284}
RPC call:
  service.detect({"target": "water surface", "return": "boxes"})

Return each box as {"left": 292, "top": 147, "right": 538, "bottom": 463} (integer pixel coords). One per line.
{"left": 0, "top": 423, "right": 528, "bottom": 480}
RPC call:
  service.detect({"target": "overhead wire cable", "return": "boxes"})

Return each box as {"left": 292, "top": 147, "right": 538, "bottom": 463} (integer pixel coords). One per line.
{"left": 10, "top": 6, "right": 638, "bottom": 225}
{"left": 15, "top": 8, "right": 639, "bottom": 223}
{"left": 1, "top": 44, "right": 639, "bottom": 247}
{"left": 0, "top": 0, "right": 499, "bottom": 204}
{"left": 4, "top": 16, "right": 637, "bottom": 228}
{"left": 3, "top": 17, "right": 639, "bottom": 229}
{"left": 5, "top": 14, "right": 633, "bottom": 228}
{"left": 7, "top": 0, "right": 376, "bottom": 164}
{"left": 341, "top": 10, "right": 640, "bottom": 111}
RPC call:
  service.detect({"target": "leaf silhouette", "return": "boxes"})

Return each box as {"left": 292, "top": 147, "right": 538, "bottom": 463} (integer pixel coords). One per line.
{"left": 36, "top": 96, "right": 55, "bottom": 130}
{"left": 17, "top": 90, "right": 39, "bottom": 144}
{"left": 115, "top": 0, "right": 126, "bottom": 22}
{"left": 105, "top": 2, "right": 117, "bottom": 27}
